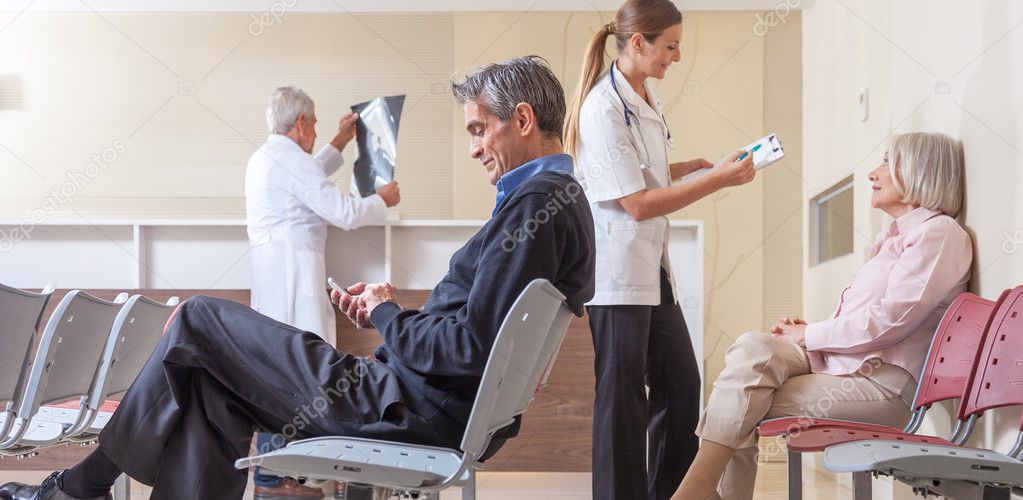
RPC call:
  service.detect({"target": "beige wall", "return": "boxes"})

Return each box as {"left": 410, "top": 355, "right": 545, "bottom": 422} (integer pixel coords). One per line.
{"left": 803, "top": 0, "right": 1023, "bottom": 496}
{"left": 0, "top": 10, "right": 803, "bottom": 396}
{"left": 0, "top": 13, "right": 455, "bottom": 220}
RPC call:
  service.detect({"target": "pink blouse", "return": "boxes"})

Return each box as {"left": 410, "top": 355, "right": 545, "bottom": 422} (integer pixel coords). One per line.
{"left": 804, "top": 207, "right": 973, "bottom": 379}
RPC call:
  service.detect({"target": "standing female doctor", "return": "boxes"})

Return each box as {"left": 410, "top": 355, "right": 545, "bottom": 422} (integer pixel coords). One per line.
{"left": 563, "top": 1, "right": 755, "bottom": 498}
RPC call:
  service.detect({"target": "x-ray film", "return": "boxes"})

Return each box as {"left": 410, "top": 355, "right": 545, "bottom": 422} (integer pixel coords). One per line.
{"left": 350, "top": 94, "right": 405, "bottom": 198}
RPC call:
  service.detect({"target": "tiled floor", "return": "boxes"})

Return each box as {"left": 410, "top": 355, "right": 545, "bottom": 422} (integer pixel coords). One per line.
{"left": 0, "top": 461, "right": 852, "bottom": 499}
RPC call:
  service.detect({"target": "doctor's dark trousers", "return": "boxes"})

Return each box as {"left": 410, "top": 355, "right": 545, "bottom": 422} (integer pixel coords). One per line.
{"left": 587, "top": 269, "right": 700, "bottom": 500}
{"left": 96, "top": 295, "right": 445, "bottom": 500}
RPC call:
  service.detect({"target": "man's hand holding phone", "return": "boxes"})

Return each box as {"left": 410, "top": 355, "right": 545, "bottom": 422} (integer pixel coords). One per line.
{"left": 329, "top": 277, "right": 400, "bottom": 329}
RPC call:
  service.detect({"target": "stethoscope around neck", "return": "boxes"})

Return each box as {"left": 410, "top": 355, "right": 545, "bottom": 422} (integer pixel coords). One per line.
{"left": 609, "top": 62, "right": 673, "bottom": 165}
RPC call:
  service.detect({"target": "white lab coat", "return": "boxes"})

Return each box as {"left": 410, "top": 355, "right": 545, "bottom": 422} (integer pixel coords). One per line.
{"left": 575, "top": 64, "right": 678, "bottom": 306}
{"left": 245, "top": 134, "right": 387, "bottom": 345}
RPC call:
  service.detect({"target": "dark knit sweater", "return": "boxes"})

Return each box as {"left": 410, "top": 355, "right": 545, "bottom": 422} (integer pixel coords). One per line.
{"left": 370, "top": 170, "right": 595, "bottom": 447}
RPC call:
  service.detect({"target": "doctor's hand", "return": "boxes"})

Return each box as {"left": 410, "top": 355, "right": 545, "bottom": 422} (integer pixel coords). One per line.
{"left": 672, "top": 157, "right": 714, "bottom": 179}
{"left": 376, "top": 181, "right": 401, "bottom": 207}
{"left": 711, "top": 150, "right": 756, "bottom": 188}
{"left": 332, "top": 282, "right": 373, "bottom": 329}
{"left": 330, "top": 111, "right": 360, "bottom": 151}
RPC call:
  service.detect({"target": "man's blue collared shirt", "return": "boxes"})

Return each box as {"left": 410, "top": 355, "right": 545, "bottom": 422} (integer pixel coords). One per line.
{"left": 493, "top": 154, "right": 575, "bottom": 216}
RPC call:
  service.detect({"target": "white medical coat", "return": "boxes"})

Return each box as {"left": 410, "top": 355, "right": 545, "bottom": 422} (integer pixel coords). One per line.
{"left": 574, "top": 65, "right": 678, "bottom": 306}
{"left": 245, "top": 134, "right": 387, "bottom": 344}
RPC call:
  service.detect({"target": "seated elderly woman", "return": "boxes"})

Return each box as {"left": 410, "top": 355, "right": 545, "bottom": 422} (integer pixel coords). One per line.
{"left": 672, "top": 132, "right": 973, "bottom": 500}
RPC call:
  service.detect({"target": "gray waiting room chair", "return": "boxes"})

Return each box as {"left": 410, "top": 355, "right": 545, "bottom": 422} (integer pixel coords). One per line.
{"left": 1, "top": 290, "right": 128, "bottom": 454}
{"left": 0, "top": 282, "right": 56, "bottom": 446}
{"left": 237, "top": 278, "right": 576, "bottom": 500}
{"left": 34, "top": 293, "right": 179, "bottom": 441}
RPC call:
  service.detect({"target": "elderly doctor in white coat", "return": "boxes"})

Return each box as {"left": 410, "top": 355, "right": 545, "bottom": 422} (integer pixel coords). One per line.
{"left": 563, "top": 1, "right": 756, "bottom": 498}
{"left": 246, "top": 86, "right": 400, "bottom": 346}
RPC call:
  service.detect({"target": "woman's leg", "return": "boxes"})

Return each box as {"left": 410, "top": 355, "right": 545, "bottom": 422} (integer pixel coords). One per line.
{"left": 681, "top": 345, "right": 916, "bottom": 500}
{"left": 673, "top": 332, "right": 811, "bottom": 500}
{"left": 762, "top": 360, "right": 915, "bottom": 426}
{"left": 646, "top": 272, "right": 700, "bottom": 499}
{"left": 588, "top": 304, "right": 653, "bottom": 500}
{"left": 715, "top": 361, "right": 915, "bottom": 499}
{"left": 717, "top": 446, "right": 759, "bottom": 500}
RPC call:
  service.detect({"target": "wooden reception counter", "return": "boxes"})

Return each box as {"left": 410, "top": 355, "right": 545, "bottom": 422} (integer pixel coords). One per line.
{"left": 1, "top": 219, "right": 703, "bottom": 472}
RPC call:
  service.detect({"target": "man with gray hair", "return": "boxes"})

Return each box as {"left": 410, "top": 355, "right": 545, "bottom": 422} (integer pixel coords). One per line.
{"left": 0, "top": 57, "right": 594, "bottom": 500}
{"left": 247, "top": 86, "right": 400, "bottom": 345}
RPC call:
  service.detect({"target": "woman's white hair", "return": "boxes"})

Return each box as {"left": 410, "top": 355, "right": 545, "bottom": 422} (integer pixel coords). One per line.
{"left": 887, "top": 132, "right": 965, "bottom": 218}
{"left": 266, "top": 86, "right": 314, "bottom": 134}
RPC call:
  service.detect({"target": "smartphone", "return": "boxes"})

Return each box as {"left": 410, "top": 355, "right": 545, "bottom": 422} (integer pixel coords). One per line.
{"left": 327, "top": 277, "right": 358, "bottom": 296}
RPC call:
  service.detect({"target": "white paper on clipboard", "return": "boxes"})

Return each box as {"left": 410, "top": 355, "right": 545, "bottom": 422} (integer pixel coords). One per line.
{"left": 743, "top": 133, "right": 785, "bottom": 170}
{"left": 676, "top": 133, "right": 784, "bottom": 183}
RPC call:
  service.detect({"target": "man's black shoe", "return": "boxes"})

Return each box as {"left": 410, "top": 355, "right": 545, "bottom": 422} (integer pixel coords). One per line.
{"left": 0, "top": 471, "right": 111, "bottom": 500}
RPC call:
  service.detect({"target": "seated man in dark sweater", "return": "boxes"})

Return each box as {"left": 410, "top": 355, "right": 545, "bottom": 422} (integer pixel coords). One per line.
{"left": 0, "top": 55, "right": 595, "bottom": 500}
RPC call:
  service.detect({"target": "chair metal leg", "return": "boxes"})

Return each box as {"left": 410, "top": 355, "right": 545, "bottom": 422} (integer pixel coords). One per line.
{"left": 461, "top": 468, "right": 476, "bottom": 500}
{"left": 111, "top": 474, "right": 130, "bottom": 500}
{"left": 979, "top": 485, "right": 1012, "bottom": 500}
{"left": 787, "top": 450, "right": 802, "bottom": 500}
{"left": 851, "top": 471, "right": 872, "bottom": 500}
{"left": 343, "top": 484, "right": 374, "bottom": 500}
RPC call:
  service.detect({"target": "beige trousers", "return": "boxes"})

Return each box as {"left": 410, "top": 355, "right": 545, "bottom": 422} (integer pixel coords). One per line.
{"left": 695, "top": 332, "right": 917, "bottom": 500}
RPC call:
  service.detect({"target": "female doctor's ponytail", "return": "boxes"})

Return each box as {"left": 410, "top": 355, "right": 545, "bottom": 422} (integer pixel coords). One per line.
{"left": 563, "top": 23, "right": 613, "bottom": 158}
{"left": 563, "top": 0, "right": 683, "bottom": 157}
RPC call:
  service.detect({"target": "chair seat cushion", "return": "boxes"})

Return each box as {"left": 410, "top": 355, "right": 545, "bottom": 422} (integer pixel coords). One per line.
{"left": 235, "top": 436, "right": 472, "bottom": 490}
{"left": 824, "top": 439, "right": 1023, "bottom": 487}
{"left": 0, "top": 414, "right": 63, "bottom": 451}
{"left": 33, "top": 407, "right": 113, "bottom": 436}
{"left": 758, "top": 416, "right": 903, "bottom": 437}
{"left": 33, "top": 407, "right": 78, "bottom": 426}
{"left": 786, "top": 426, "right": 953, "bottom": 453}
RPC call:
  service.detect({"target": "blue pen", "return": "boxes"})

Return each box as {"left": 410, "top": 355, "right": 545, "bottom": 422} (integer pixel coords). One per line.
{"left": 738, "top": 143, "right": 762, "bottom": 161}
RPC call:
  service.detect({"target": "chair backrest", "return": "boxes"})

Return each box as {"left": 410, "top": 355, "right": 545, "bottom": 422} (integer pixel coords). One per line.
{"left": 459, "top": 279, "right": 570, "bottom": 460}
{"left": 15, "top": 290, "right": 126, "bottom": 420}
{"left": 514, "top": 305, "right": 575, "bottom": 414}
{"left": 909, "top": 292, "right": 998, "bottom": 410}
{"left": 959, "top": 285, "right": 1023, "bottom": 422}
{"left": 0, "top": 283, "right": 55, "bottom": 405}
{"left": 86, "top": 294, "right": 179, "bottom": 409}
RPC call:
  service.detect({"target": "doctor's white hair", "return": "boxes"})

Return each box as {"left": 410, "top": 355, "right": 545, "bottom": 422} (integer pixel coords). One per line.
{"left": 451, "top": 55, "right": 566, "bottom": 141}
{"left": 266, "top": 86, "right": 315, "bottom": 134}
